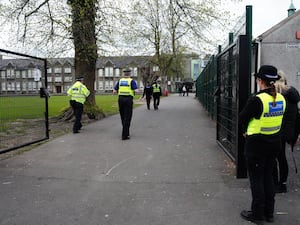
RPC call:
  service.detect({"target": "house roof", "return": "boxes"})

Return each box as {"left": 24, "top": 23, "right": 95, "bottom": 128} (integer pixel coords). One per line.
{"left": 96, "top": 56, "right": 151, "bottom": 69}
{"left": 0, "top": 56, "right": 152, "bottom": 70}
{"left": 0, "top": 59, "right": 44, "bottom": 70}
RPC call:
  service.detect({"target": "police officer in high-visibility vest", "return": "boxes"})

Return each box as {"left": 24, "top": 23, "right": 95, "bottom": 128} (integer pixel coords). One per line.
{"left": 152, "top": 81, "right": 162, "bottom": 110}
{"left": 239, "top": 65, "right": 286, "bottom": 224}
{"left": 67, "top": 76, "right": 90, "bottom": 134}
{"left": 113, "top": 69, "right": 138, "bottom": 140}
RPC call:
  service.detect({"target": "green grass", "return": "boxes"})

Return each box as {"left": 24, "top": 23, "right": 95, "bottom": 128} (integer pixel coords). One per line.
{"left": 0, "top": 94, "right": 142, "bottom": 120}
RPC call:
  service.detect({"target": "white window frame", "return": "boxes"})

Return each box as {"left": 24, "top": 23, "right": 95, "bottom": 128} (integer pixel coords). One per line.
{"left": 105, "top": 67, "right": 113, "bottom": 77}
{"left": 64, "top": 67, "right": 72, "bottom": 73}
{"left": 98, "top": 69, "right": 103, "bottom": 77}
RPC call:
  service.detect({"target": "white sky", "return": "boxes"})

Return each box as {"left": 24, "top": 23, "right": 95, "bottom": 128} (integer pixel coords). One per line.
{"left": 0, "top": 0, "right": 298, "bottom": 56}
{"left": 232, "top": 0, "right": 298, "bottom": 37}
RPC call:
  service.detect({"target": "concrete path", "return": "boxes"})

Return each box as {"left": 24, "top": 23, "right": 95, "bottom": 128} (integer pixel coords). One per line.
{"left": 0, "top": 94, "right": 299, "bottom": 225}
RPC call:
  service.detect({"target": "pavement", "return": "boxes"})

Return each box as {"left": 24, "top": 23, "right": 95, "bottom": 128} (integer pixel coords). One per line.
{"left": 0, "top": 94, "right": 299, "bottom": 225}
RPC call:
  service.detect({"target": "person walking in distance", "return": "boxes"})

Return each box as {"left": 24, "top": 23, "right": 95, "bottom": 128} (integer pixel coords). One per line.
{"left": 239, "top": 65, "right": 286, "bottom": 224}
{"left": 152, "top": 81, "right": 162, "bottom": 110}
{"left": 67, "top": 76, "right": 90, "bottom": 134}
{"left": 273, "top": 71, "right": 300, "bottom": 193}
{"left": 113, "top": 69, "right": 138, "bottom": 140}
{"left": 142, "top": 81, "right": 153, "bottom": 110}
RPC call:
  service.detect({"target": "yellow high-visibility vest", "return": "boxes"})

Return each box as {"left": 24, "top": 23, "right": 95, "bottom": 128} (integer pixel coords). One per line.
{"left": 118, "top": 78, "right": 134, "bottom": 96}
{"left": 247, "top": 92, "right": 286, "bottom": 135}
{"left": 152, "top": 84, "right": 160, "bottom": 93}
{"left": 67, "top": 81, "right": 90, "bottom": 104}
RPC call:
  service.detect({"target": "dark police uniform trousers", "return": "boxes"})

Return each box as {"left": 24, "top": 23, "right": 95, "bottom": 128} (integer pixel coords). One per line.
{"left": 118, "top": 95, "right": 133, "bottom": 138}
{"left": 70, "top": 100, "right": 84, "bottom": 132}
{"left": 245, "top": 135, "right": 281, "bottom": 219}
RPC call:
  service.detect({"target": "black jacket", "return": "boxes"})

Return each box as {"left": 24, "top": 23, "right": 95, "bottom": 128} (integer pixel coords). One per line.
{"left": 281, "top": 86, "right": 300, "bottom": 143}
{"left": 142, "top": 85, "right": 153, "bottom": 98}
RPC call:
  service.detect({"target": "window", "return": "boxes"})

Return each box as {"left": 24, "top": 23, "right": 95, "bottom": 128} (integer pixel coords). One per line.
{"left": 64, "top": 76, "right": 72, "bottom": 82}
{"left": 16, "top": 82, "right": 21, "bottom": 91}
{"left": 105, "top": 81, "right": 110, "bottom": 89}
{"left": 15, "top": 70, "right": 20, "bottom": 78}
{"left": 109, "top": 80, "right": 114, "bottom": 90}
{"left": 47, "top": 76, "right": 52, "bottom": 82}
{"left": 54, "top": 67, "right": 62, "bottom": 73}
{"left": 7, "top": 82, "right": 15, "bottom": 91}
{"left": 22, "top": 82, "right": 27, "bottom": 90}
{"left": 105, "top": 67, "right": 113, "bottom": 77}
{"left": 98, "top": 69, "right": 103, "bottom": 77}
{"left": 54, "top": 76, "right": 62, "bottom": 82}
{"left": 1, "top": 71, "right": 5, "bottom": 78}
{"left": 98, "top": 81, "right": 104, "bottom": 90}
{"left": 64, "top": 67, "right": 71, "bottom": 73}
{"left": 47, "top": 68, "right": 52, "bottom": 73}
{"left": 28, "top": 69, "right": 33, "bottom": 78}
{"left": 115, "top": 68, "right": 120, "bottom": 77}
{"left": 22, "top": 70, "right": 27, "bottom": 78}
{"left": 2, "top": 82, "right": 6, "bottom": 90}
{"left": 28, "top": 82, "right": 34, "bottom": 90}
{"left": 7, "top": 69, "right": 15, "bottom": 78}
{"left": 132, "top": 67, "right": 138, "bottom": 77}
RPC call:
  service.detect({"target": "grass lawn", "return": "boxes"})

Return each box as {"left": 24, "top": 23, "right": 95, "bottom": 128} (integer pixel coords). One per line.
{"left": 0, "top": 94, "right": 142, "bottom": 121}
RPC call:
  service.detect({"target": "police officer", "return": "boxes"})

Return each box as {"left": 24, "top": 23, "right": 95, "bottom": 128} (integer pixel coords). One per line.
{"left": 239, "top": 65, "right": 286, "bottom": 224}
{"left": 152, "top": 81, "right": 162, "bottom": 110}
{"left": 142, "top": 81, "right": 153, "bottom": 110}
{"left": 113, "top": 69, "right": 138, "bottom": 140}
{"left": 67, "top": 76, "right": 90, "bottom": 134}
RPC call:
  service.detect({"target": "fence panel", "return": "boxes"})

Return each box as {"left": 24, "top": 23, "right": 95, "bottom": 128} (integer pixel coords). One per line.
{"left": 0, "top": 49, "right": 49, "bottom": 154}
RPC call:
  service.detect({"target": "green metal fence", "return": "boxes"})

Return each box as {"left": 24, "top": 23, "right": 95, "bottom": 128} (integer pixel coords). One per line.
{"left": 195, "top": 55, "right": 217, "bottom": 119}
{"left": 196, "top": 6, "right": 252, "bottom": 178}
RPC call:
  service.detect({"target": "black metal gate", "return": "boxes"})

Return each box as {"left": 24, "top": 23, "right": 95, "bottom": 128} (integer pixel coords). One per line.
{"left": 216, "top": 35, "right": 251, "bottom": 178}
{"left": 0, "top": 49, "right": 49, "bottom": 154}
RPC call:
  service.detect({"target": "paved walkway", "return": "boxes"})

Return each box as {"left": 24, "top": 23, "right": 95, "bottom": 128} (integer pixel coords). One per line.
{"left": 0, "top": 94, "right": 299, "bottom": 225}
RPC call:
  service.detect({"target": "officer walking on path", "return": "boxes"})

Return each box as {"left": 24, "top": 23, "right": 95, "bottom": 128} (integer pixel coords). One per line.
{"left": 239, "top": 65, "right": 286, "bottom": 225}
{"left": 67, "top": 76, "right": 90, "bottom": 134}
{"left": 142, "top": 81, "right": 153, "bottom": 110}
{"left": 152, "top": 81, "right": 162, "bottom": 110}
{"left": 113, "top": 68, "right": 138, "bottom": 140}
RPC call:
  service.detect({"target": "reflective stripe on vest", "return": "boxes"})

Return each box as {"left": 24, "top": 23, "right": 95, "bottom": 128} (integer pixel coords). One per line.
{"left": 118, "top": 78, "right": 134, "bottom": 96}
{"left": 247, "top": 92, "right": 286, "bottom": 135}
{"left": 152, "top": 84, "right": 160, "bottom": 93}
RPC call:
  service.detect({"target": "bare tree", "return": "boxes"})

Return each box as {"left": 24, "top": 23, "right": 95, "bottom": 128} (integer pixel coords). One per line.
{"left": 119, "top": 0, "right": 239, "bottom": 81}
{"left": 1, "top": 0, "right": 110, "bottom": 118}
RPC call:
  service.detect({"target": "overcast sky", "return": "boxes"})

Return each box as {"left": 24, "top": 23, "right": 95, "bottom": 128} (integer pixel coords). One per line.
{"left": 232, "top": 0, "right": 297, "bottom": 37}
{"left": 0, "top": 0, "right": 298, "bottom": 57}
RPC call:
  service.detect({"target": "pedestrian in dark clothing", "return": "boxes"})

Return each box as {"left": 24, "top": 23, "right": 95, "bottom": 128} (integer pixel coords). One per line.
{"left": 67, "top": 76, "right": 90, "bottom": 134}
{"left": 239, "top": 65, "right": 286, "bottom": 225}
{"left": 152, "top": 81, "right": 162, "bottom": 110}
{"left": 142, "top": 81, "right": 153, "bottom": 110}
{"left": 113, "top": 69, "right": 138, "bottom": 140}
{"left": 273, "top": 71, "right": 300, "bottom": 193}
{"left": 178, "top": 85, "right": 183, "bottom": 96}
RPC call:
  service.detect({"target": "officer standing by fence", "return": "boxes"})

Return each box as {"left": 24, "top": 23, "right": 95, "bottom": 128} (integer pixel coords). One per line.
{"left": 113, "top": 69, "right": 138, "bottom": 140}
{"left": 67, "top": 76, "right": 90, "bottom": 134}
{"left": 239, "top": 65, "right": 286, "bottom": 224}
{"left": 152, "top": 81, "right": 162, "bottom": 110}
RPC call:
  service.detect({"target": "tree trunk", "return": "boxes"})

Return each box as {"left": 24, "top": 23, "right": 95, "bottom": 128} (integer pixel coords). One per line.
{"left": 69, "top": 0, "right": 104, "bottom": 119}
